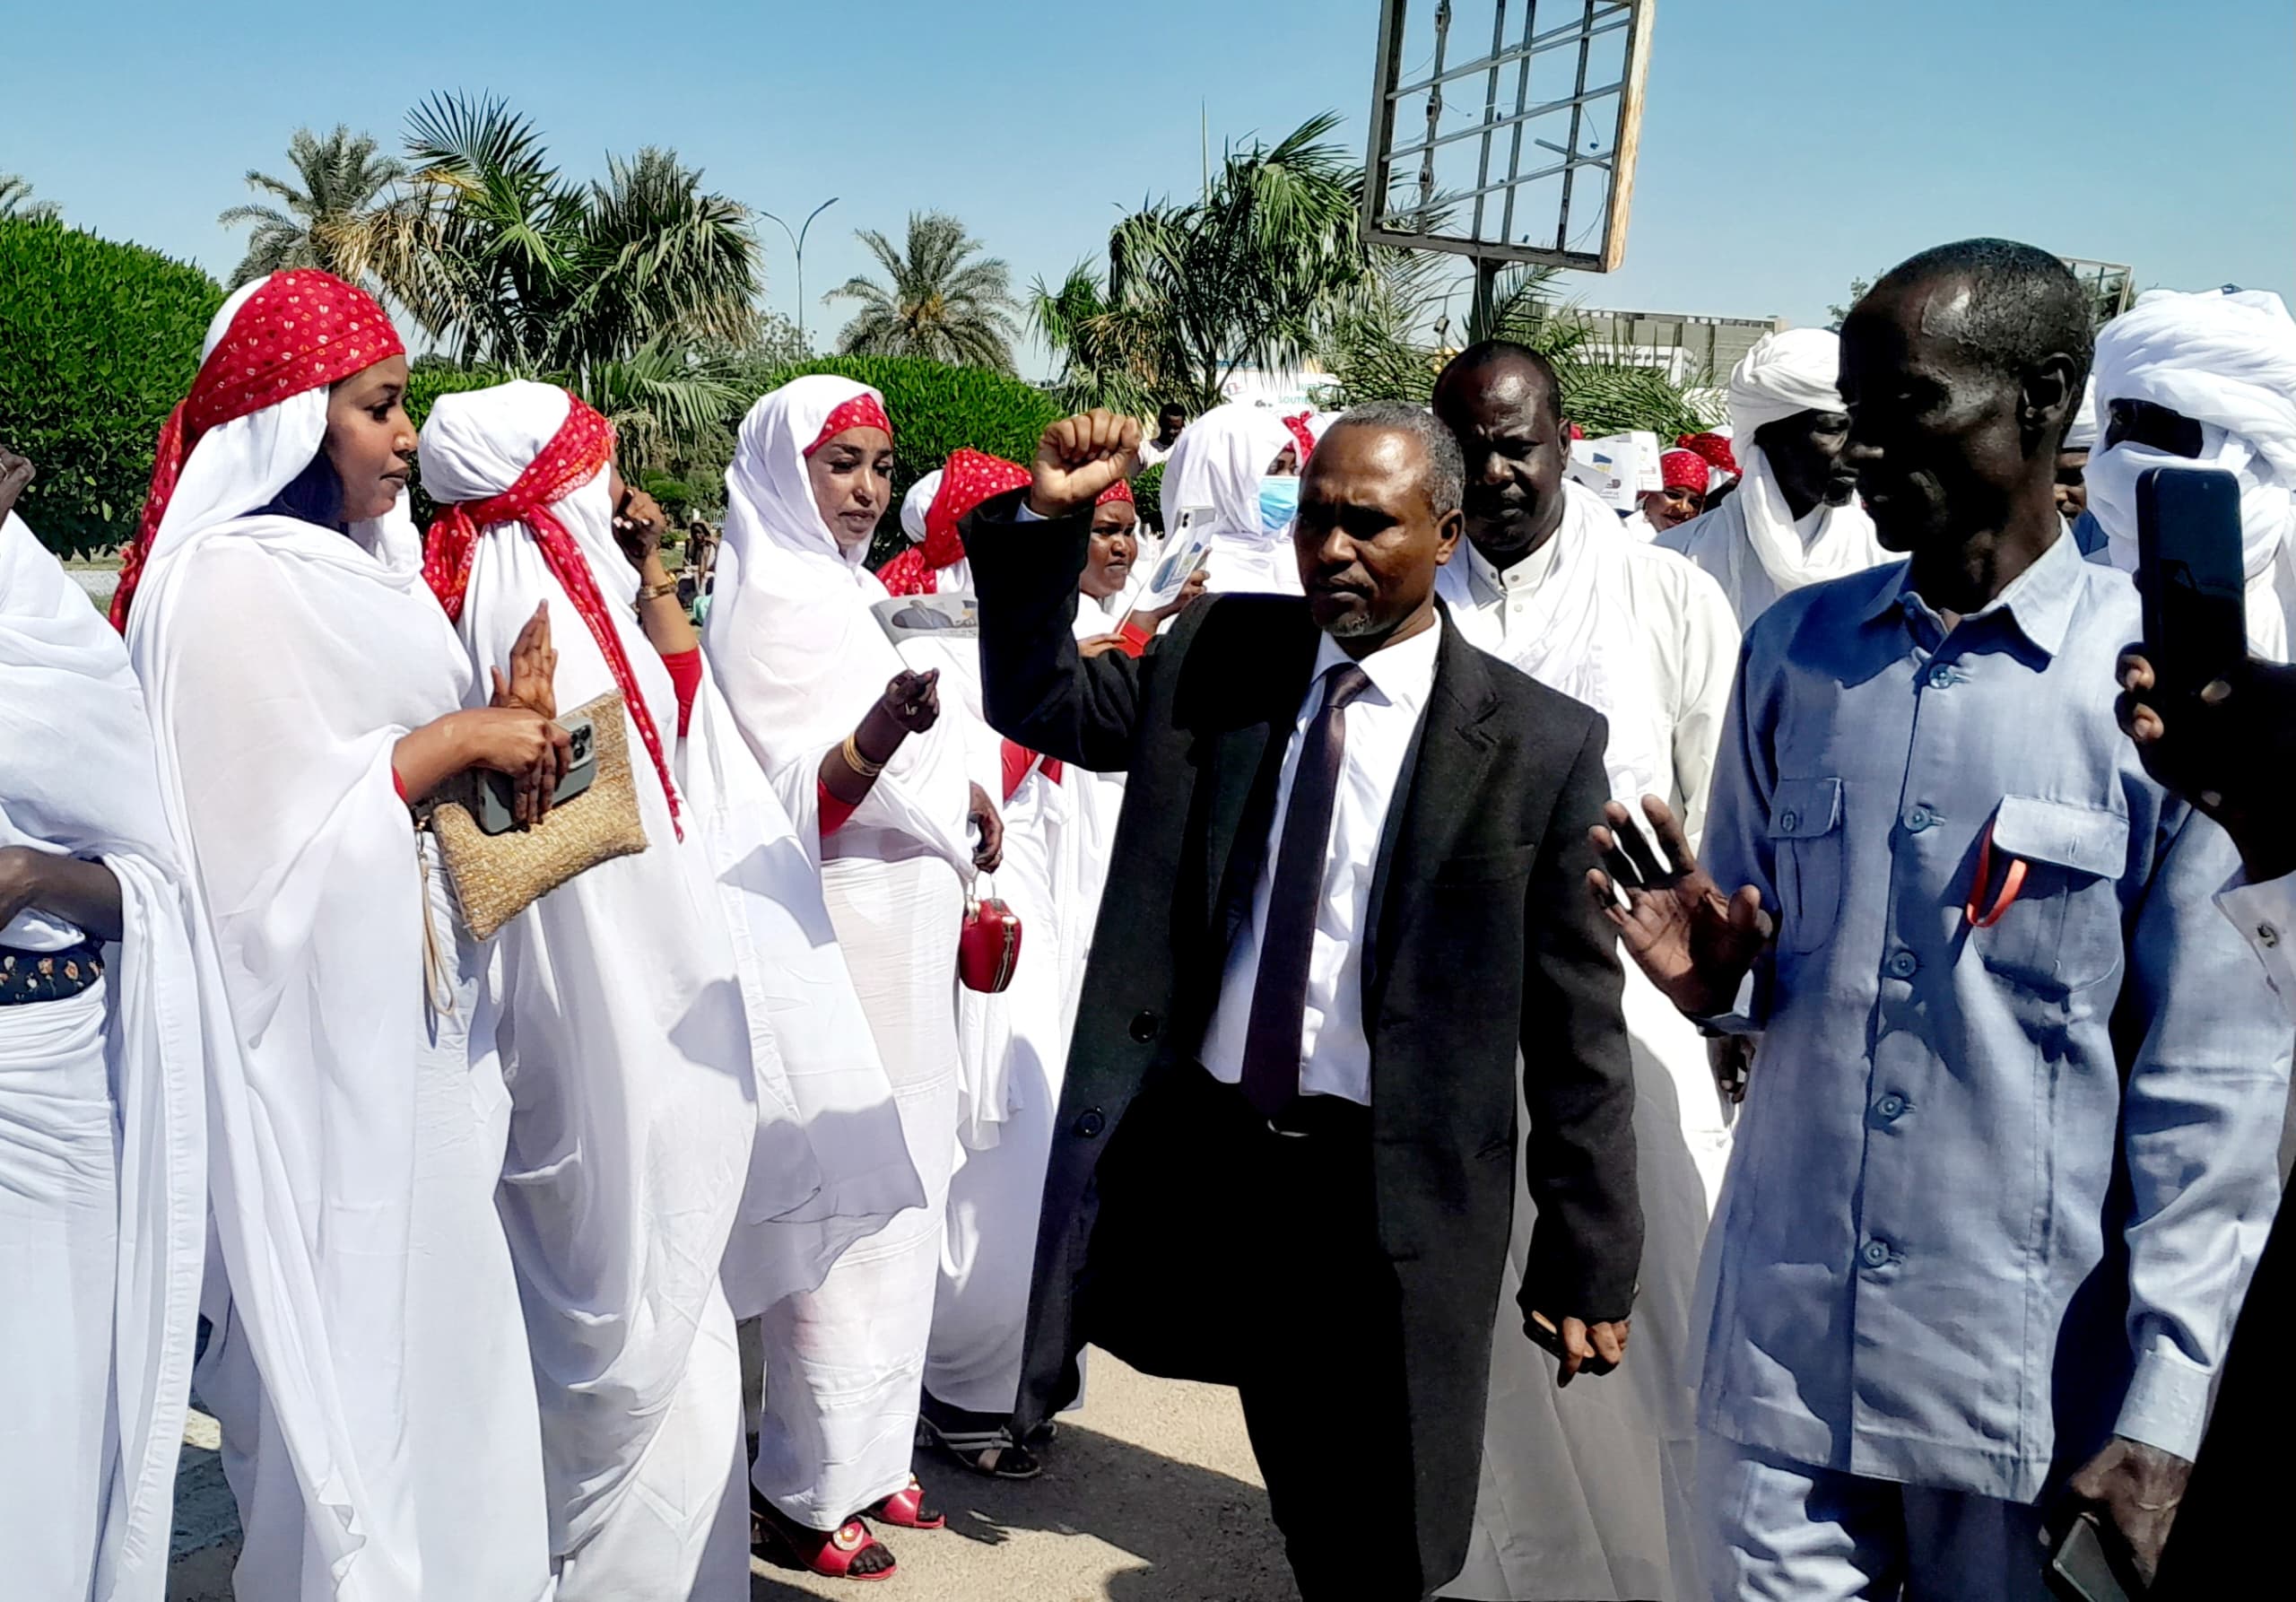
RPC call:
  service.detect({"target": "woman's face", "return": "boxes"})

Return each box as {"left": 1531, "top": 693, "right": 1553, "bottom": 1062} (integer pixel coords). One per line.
{"left": 1081, "top": 501, "right": 1140, "bottom": 599}
{"left": 807, "top": 425, "right": 894, "bottom": 552}
{"left": 1269, "top": 444, "right": 1300, "bottom": 476}
{"left": 325, "top": 355, "right": 414, "bottom": 522}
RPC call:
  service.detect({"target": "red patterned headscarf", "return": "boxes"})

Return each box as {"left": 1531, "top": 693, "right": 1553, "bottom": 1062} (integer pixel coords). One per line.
{"left": 1675, "top": 431, "right": 1740, "bottom": 480}
{"left": 1659, "top": 448, "right": 1709, "bottom": 493}
{"left": 421, "top": 390, "right": 683, "bottom": 839}
{"left": 1282, "top": 413, "right": 1318, "bottom": 464}
{"left": 806, "top": 392, "right": 894, "bottom": 456}
{"left": 1096, "top": 479, "right": 1135, "bottom": 507}
{"left": 877, "top": 448, "right": 1031, "bottom": 596}
{"left": 112, "top": 268, "right": 404, "bottom": 630}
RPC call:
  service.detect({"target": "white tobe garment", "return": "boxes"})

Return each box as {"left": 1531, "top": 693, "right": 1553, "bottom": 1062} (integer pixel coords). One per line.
{"left": 1158, "top": 402, "right": 1300, "bottom": 596}
{"left": 708, "top": 376, "right": 971, "bottom": 1526}
{"left": 418, "top": 383, "right": 763, "bottom": 1598}
{"left": 0, "top": 513, "right": 205, "bottom": 1602}
{"left": 121, "top": 276, "right": 549, "bottom": 1602}
{"left": 2088, "top": 287, "right": 2296, "bottom": 661}
{"left": 128, "top": 504, "right": 551, "bottom": 1601}
{"left": 1438, "top": 487, "right": 1739, "bottom": 1601}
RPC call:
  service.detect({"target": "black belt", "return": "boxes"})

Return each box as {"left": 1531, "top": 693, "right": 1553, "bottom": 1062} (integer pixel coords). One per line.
{"left": 1178, "top": 1063, "right": 1371, "bottom": 1141}
{"left": 0, "top": 941, "right": 105, "bottom": 1006}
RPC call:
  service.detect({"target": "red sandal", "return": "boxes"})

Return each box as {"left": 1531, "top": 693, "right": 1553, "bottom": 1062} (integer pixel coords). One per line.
{"left": 865, "top": 1476, "right": 945, "bottom": 1530}
{"left": 752, "top": 1496, "right": 898, "bottom": 1581}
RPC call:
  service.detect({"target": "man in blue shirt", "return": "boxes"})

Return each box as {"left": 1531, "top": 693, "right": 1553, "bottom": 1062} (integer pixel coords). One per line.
{"left": 1591, "top": 239, "right": 2290, "bottom": 1599}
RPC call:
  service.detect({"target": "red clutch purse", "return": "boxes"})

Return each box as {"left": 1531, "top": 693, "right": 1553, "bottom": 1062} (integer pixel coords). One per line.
{"left": 959, "top": 882, "right": 1023, "bottom": 994}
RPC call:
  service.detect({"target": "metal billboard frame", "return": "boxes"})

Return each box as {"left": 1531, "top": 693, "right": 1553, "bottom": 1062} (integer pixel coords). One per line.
{"left": 1361, "top": 1, "right": 1657, "bottom": 274}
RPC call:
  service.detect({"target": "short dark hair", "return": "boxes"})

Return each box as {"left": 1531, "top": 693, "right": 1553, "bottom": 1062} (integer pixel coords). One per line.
{"left": 1319, "top": 401, "right": 1466, "bottom": 518}
{"left": 1432, "top": 339, "right": 1565, "bottom": 426}
{"left": 1869, "top": 238, "right": 2093, "bottom": 397}
{"left": 1158, "top": 400, "right": 1188, "bottom": 419}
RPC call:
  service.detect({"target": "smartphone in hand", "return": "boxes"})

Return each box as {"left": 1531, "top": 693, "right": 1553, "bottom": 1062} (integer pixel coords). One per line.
{"left": 2044, "top": 1511, "right": 2140, "bottom": 1602}
{"left": 2136, "top": 466, "right": 2247, "bottom": 701}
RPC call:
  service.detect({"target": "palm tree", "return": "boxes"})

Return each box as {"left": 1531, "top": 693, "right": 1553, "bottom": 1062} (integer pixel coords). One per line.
{"left": 219, "top": 126, "right": 406, "bottom": 289}
{"left": 829, "top": 212, "right": 1022, "bottom": 372}
{"left": 1039, "top": 112, "right": 1370, "bottom": 412}
{"left": 1030, "top": 262, "right": 1163, "bottom": 416}
{"left": 0, "top": 173, "right": 59, "bottom": 220}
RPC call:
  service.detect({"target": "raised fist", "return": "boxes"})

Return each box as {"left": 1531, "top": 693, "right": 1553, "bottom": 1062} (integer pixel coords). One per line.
{"left": 1027, "top": 411, "right": 1143, "bottom": 520}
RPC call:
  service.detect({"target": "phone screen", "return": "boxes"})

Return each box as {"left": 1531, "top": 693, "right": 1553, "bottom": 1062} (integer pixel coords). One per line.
{"left": 2136, "top": 466, "right": 2246, "bottom": 700}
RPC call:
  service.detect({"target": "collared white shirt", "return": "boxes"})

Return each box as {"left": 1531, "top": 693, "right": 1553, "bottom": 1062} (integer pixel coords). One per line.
{"left": 1198, "top": 619, "right": 1442, "bottom": 1106}
{"left": 2219, "top": 870, "right": 2296, "bottom": 1024}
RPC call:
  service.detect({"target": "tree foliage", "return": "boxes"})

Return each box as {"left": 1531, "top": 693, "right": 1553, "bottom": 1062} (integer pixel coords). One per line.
{"left": 829, "top": 212, "right": 1022, "bottom": 373}
{"left": 0, "top": 173, "right": 60, "bottom": 222}
{"left": 219, "top": 125, "right": 406, "bottom": 290}
{"left": 1036, "top": 112, "right": 1370, "bottom": 414}
{"left": 0, "top": 218, "right": 223, "bottom": 555}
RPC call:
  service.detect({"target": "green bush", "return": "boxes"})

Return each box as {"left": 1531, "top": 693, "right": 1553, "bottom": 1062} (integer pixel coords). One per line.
{"left": 0, "top": 219, "right": 224, "bottom": 556}
{"left": 1131, "top": 461, "right": 1164, "bottom": 532}
{"left": 743, "top": 355, "right": 1060, "bottom": 566}
{"left": 404, "top": 358, "right": 517, "bottom": 432}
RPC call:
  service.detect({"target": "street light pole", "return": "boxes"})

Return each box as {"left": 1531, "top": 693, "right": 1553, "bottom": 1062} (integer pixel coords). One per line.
{"left": 760, "top": 196, "right": 840, "bottom": 352}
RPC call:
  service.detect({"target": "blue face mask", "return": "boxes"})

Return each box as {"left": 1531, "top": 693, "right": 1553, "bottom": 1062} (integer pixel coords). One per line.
{"left": 1258, "top": 475, "right": 1300, "bottom": 535}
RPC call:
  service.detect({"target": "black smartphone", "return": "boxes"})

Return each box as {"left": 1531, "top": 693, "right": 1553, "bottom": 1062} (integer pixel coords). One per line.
{"left": 2135, "top": 465, "right": 2247, "bottom": 701}
{"left": 1524, "top": 1310, "right": 1616, "bottom": 1377}
{"left": 2045, "top": 1511, "right": 2139, "bottom": 1602}
{"left": 475, "top": 710, "right": 598, "bottom": 835}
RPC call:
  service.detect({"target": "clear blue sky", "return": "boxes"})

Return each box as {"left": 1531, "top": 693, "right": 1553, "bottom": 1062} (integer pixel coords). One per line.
{"left": 6, "top": 0, "right": 2289, "bottom": 374}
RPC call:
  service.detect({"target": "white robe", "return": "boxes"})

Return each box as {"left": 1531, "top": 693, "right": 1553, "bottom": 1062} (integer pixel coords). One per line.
{"left": 417, "top": 384, "right": 769, "bottom": 1599}
{"left": 1157, "top": 403, "right": 1300, "bottom": 596}
{"left": 127, "top": 504, "right": 552, "bottom": 1602}
{"left": 1658, "top": 445, "right": 1888, "bottom": 632}
{"left": 708, "top": 376, "right": 973, "bottom": 1527}
{"left": 1437, "top": 486, "right": 1739, "bottom": 1601}
{"left": 0, "top": 513, "right": 205, "bottom": 1602}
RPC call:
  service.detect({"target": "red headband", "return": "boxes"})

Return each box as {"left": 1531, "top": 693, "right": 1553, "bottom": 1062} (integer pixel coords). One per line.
{"left": 113, "top": 268, "right": 404, "bottom": 630}
{"left": 877, "top": 448, "right": 1031, "bottom": 596}
{"left": 1096, "top": 479, "right": 1135, "bottom": 507}
{"left": 421, "top": 391, "right": 683, "bottom": 839}
{"left": 1659, "top": 448, "right": 1709, "bottom": 493}
{"left": 806, "top": 392, "right": 893, "bottom": 456}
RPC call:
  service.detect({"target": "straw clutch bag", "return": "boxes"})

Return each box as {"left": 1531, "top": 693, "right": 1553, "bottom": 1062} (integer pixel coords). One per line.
{"left": 427, "top": 690, "right": 649, "bottom": 939}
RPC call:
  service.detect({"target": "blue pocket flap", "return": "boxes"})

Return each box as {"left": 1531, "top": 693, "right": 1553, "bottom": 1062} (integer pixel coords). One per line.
{"left": 1988, "top": 795, "right": 2129, "bottom": 877}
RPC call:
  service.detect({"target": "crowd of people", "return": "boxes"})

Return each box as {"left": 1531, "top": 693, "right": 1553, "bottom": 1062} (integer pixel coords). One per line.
{"left": 2, "top": 232, "right": 2292, "bottom": 1602}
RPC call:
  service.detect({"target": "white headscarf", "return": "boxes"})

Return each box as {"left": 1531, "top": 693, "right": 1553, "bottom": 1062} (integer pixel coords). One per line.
{"left": 705, "top": 375, "right": 973, "bottom": 869}
{"left": 1158, "top": 401, "right": 1299, "bottom": 594}
{"left": 1684, "top": 326, "right": 1885, "bottom": 616}
{"left": 2089, "top": 287, "right": 2296, "bottom": 660}
{"left": 123, "top": 281, "right": 459, "bottom": 1597}
{"left": 900, "top": 469, "right": 944, "bottom": 544}
{"left": 2063, "top": 377, "right": 2100, "bottom": 452}
{"left": 1, "top": 512, "right": 207, "bottom": 1601}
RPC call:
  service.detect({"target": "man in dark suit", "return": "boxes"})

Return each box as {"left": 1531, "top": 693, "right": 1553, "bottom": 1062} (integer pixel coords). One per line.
{"left": 963, "top": 403, "right": 1644, "bottom": 1599}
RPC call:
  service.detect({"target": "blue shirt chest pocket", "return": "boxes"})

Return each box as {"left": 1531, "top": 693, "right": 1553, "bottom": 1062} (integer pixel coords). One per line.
{"left": 1769, "top": 776, "right": 1844, "bottom": 956}
{"left": 1972, "top": 795, "right": 2130, "bottom": 995}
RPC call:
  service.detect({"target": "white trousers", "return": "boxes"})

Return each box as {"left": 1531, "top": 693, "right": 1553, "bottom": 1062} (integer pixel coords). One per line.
{"left": 0, "top": 983, "right": 117, "bottom": 1598}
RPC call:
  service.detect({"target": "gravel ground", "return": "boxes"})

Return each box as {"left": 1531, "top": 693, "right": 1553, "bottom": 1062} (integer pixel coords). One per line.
{"left": 168, "top": 1351, "right": 1302, "bottom": 1601}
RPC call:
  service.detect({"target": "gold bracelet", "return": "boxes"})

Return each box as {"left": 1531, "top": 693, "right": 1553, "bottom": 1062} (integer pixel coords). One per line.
{"left": 637, "top": 577, "right": 680, "bottom": 603}
{"left": 841, "top": 733, "right": 886, "bottom": 779}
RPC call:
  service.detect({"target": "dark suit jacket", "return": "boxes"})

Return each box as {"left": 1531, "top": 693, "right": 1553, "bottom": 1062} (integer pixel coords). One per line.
{"left": 966, "top": 491, "right": 1641, "bottom": 1589}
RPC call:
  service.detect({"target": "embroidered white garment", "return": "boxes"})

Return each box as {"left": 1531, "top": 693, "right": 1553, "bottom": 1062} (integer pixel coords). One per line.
{"left": 0, "top": 512, "right": 206, "bottom": 1602}
{"left": 2090, "top": 287, "right": 2296, "bottom": 661}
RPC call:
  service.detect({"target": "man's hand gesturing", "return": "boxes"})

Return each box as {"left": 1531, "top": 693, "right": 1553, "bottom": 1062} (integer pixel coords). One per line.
{"left": 1587, "top": 796, "right": 1772, "bottom": 1019}
{"left": 1029, "top": 410, "right": 1142, "bottom": 519}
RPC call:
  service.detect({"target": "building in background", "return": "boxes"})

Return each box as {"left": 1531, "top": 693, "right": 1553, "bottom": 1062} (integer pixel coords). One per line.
{"left": 1573, "top": 307, "right": 1783, "bottom": 388}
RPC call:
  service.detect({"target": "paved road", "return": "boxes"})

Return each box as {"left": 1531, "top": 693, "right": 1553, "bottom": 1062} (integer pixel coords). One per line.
{"left": 168, "top": 1352, "right": 1302, "bottom": 1601}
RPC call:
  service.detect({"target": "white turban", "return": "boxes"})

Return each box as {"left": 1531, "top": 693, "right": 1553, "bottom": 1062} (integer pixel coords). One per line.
{"left": 2088, "top": 287, "right": 2296, "bottom": 660}
{"left": 1726, "top": 327, "right": 1847, "bottom": 444}
{"left": 899, "top": 469, "right": 944, "bottom": 544}
{"left": 2063, "top": 377, "right": 2099, "bottom": 452}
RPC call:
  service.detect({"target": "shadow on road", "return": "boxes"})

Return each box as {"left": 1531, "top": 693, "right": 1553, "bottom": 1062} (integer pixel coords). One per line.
{"left": 749, "top": 1420, "right": 1300, "bottom": 1601}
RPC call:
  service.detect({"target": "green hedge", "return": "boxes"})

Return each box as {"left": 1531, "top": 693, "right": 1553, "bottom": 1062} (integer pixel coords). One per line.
{"left": 1131, "top": 461, "right": 1164, "bottom": 532}
{"left": 0, "top": 219, "right": 224, "bottom": 557}
{"left": 744, "top": 355, "right": 1061, "bottom": 567}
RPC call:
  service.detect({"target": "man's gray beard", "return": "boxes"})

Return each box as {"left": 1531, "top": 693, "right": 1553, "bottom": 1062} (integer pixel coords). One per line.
{"left": 1324, "top": 607, "right": 1383, "bottom": 639}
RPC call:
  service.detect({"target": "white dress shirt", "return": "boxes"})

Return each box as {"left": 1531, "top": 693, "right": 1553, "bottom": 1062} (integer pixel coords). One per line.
{"left": 1197, "top": 619, "right": 1441, "bottom": 1105}
{"left": 2219, "top": 870, "right": 2296, "bottom": 1025}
